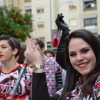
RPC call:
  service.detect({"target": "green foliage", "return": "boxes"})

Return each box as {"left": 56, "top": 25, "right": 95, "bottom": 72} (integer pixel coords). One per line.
{"left": 0, "top": 6, "right": 33, "bottom": 41}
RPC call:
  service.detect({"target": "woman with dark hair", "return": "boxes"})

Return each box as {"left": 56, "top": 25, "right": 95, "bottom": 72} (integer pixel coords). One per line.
{"left": 0, "top": 35, "right": 32, "bottom": 99}
{"left": 57, "top": 29, "right": 100, "bottom": 100}
{"left": 26, "top": 14, "right": 100, "bottom": 100}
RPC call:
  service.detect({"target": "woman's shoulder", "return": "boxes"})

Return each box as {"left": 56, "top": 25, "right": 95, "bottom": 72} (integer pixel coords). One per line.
{"left": 92, "top": 75, "right": 100, "bottom": 99}
{"left": 94, "top": 75, "right": 100, "bottom": 88}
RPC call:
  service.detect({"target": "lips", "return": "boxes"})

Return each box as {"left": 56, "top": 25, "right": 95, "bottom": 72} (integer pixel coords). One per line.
{"left": 77, "top": 62, "right": 88, "bottom": 68}
{"left": 0, "top": 55, "right": 3, "bottom": 58}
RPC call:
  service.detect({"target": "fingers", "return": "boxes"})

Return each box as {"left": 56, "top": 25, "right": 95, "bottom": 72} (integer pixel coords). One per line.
{"left": 30, "top": 38, "right": 37, "bottom": 52}
{"left": 26, "top": 38, "right": 36, "bottom": 52}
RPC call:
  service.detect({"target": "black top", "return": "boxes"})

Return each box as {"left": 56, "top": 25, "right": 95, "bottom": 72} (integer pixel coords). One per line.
{"left": 32, "top": 72, "right": 60, "bottom": 100}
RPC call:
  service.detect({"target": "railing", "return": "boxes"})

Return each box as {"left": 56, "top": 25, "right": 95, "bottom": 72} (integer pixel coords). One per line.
{"left": 84, "top": 7, "right": 97, "bottom": 11}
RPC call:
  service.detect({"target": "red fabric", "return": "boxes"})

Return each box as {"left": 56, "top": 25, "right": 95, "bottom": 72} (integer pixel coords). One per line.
{"left": 51, "top": 38, "right": 59, "bottom": 47}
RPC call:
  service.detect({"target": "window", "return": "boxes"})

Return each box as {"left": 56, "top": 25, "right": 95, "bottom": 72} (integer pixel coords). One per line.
{"left": 37, "top": 7, "right": 44, "bottom": 13}
{"left": 25, "top": 10, "right": 31, "bottom": 15}
{"left": 69, "top": 4, "right": 76, "bottom": 10}
{"left": 84, "top": 18, "right": 97, "bottom": 26}
{"left": 24, "top": 0, "right": 31, "bottom": 2}
{"left": 69, "top": 19, "right": 77, "bottom": 26}
{"left": 25, "top": 6, "right": 32, "bottom": 15}
{"left": 37, "top": 22, "right": 44, "bottom": 28}
{"left": 83, "top": 0, "right": 97, "bottom": 10}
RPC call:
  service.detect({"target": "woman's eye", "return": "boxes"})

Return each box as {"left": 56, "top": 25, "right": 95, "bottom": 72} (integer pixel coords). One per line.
{"left": 69, "top": 53, "right": 76, "bottom": 57}
{"left": 82, "top": 49, "right": 90, "bottom": 53}
{"left": 2, "top": 46, "right": 7, "bottom": 49}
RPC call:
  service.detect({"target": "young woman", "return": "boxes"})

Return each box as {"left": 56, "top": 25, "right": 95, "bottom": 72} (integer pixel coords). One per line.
{"left": 0, "top": 35, "right": 32, "bottom": 100}
{"left": 26, "top": 29, "right": 100, "bottom": 100}
{"left": 25, "top": 14, "right": 100, "bottom": 99}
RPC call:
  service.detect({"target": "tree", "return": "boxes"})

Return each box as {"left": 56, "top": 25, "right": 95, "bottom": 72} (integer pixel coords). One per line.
{"left": 0, "top": 6, "right": 33, "bottom": 41}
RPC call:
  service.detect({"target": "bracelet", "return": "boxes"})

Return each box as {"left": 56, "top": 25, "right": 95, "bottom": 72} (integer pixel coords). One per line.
{"left": 30, "top": 65, "right": 44, "bottom": 72}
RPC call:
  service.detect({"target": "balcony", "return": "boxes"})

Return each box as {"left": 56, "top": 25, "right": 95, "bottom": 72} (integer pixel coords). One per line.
{"left": 84, "top": 7, "right": 97, "bottom": 11}
{"left": 83, "top": 0, "right": 97, "bottom": 11}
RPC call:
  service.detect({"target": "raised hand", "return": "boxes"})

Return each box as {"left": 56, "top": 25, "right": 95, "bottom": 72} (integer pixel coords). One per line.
{"left": 55, "top": 13, "right": 70, "bottom": 34}
{"left": 24, "top": 38, "right": 42, "bottom": 65}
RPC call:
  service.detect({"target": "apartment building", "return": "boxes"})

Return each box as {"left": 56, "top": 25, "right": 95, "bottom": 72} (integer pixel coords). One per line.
{"left": 4, "top": 0, "right": 32, "bottom": 14}
{"left": 32, "top": 0, "right": 100, "bottom": 50}
{"left": 3, "top": 0, "right": 100, "bottom": 50}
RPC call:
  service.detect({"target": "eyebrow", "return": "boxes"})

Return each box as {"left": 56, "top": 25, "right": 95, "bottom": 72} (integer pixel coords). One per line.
{"left": 69, "top": 47, "right": 90, "bottom": 53}
{"left": 0, "top": 44, "right": 7, "bottom": 46}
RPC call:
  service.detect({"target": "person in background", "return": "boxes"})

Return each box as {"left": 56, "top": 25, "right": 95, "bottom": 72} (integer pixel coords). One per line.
{"left": 0, "top": 35, "right": 32, "bottom": 100}
{"left": 44, "top": 50, "right": 55, "bottom": 59}
{"left": 44, "top": 49, "right": 66, "bottom": 86}
{"left": 34, "top": 39, "right": 63, "bottom": 95}
{"left": 26, "top": 14, "right": 100, "bottom": 100}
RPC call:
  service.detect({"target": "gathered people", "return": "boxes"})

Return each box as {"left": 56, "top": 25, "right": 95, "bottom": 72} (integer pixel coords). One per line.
{"left": 26, "top": 14, "right": 100, "bottom": 100}
{"left": 0, "top": 35, "right": 32, "bottom": 100}
{"left": 33, "top": 39, "right": 63, "bottom": 95}
{"left": 44, "top": 49, "right": 66, "bottom": 86}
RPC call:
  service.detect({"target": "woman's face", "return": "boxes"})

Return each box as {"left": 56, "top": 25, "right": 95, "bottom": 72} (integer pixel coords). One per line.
{"left": 0, "top": 40, "right": 15, "bottom": 62}
{"left": 68, "top": 38, "right": 96, "bottom": 80}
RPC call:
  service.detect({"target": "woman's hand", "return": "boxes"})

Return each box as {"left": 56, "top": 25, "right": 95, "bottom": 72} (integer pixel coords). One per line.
{"left": 55, "top": 13, "right": 70, "bottom": 34}
{"left": 24, "top": 38, "right": 43, "bottom": 65}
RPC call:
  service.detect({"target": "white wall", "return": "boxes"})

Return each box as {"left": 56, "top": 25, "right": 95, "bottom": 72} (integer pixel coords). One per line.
{"left": 0, "top": 0, "right": 4, "bottom": 7}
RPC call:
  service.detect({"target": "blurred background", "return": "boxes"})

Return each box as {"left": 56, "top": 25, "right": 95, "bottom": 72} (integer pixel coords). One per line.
{"left": 0, "top": 0, "right": 98, "bottom": 51}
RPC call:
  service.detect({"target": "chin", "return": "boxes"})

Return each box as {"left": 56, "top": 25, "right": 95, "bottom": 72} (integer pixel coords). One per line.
{"left": 80, "top": 72, "right": 89, "bottom": 77}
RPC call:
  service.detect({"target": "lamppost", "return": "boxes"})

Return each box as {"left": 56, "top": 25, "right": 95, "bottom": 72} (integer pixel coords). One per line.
{"left": 50, "top": 0, "right": 53, "bottom": 50}
{"left": 57, "top": 0, "right": 74, "bottom": 14}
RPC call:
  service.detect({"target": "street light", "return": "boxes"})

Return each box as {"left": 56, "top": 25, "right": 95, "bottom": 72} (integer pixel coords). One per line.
{"left": 57, "top": 0, "right": 74, "bottom": 14}
{"left": 50, "top": 0, "right": 53, "bottom": 50}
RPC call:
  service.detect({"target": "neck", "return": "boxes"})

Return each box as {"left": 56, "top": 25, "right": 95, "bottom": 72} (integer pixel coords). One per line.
{"left": 2, "top": 58, "right": 19, "bottom": 73}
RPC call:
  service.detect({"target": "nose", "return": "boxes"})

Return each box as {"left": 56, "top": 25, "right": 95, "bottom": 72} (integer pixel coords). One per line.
{"left": 0, "top": 48, "right": 2, "bottom": 52}
{"left": 76, "top": 53, "right": 84, "bottom": 62}
{"left": 0, "top": 47, "right": 3, "bottom": 53}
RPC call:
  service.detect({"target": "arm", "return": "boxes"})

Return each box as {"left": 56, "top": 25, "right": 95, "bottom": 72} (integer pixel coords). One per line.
{"left": 55, "top": 13, "right": 70, "bottom": 70}
{"left": 24, "top": 38, "right": 60, "bottom": 100}
{"left": 56, "top": 33, "right": 67, "bottom": 70}
{"left": 32, "top": 72, "right": 60, "bottom": 100}
{"left": 32, "top": 72, "right": 49, "bottom": 100}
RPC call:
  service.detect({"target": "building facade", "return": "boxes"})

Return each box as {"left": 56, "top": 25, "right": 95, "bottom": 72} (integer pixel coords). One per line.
{"left": 4, "top": 0, "right": 32, "bottom": 14}
{"left": 32, "top": 0, "right": 100, "bottom": 50}
{"left": 3, "top": 0, "right": 100, "bottom": 50}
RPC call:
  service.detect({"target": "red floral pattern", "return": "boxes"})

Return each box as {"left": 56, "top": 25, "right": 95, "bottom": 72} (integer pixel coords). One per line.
{"left": 0, "top": 64, "right": 32, "bottom": 100}
{"left": 43, "top": 57, "right": 62, "bottom": 96}
{"left": 56, "top": 76, "right": 100, "bottom": 100}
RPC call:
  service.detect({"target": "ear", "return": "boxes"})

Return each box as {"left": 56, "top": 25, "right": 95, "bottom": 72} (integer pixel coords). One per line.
{"left": 12, "top": 48, "right": 18, "bottom": 56}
